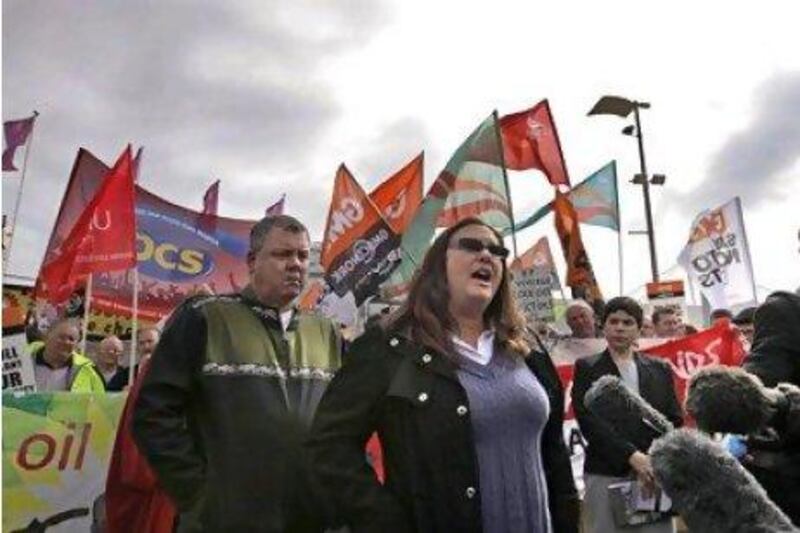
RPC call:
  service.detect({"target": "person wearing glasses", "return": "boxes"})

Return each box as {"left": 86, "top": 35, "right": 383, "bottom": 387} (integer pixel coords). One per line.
{"left": 309, "top": 217, "right": 579, "bottom": 533}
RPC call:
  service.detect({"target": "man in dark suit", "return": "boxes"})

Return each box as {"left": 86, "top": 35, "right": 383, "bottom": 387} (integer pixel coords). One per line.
{"left": 571, "top": 296, "right": 683, "bottom": 533}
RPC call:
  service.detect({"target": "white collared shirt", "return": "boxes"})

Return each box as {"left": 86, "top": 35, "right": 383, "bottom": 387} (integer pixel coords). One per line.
{"left": 280, "top": 309, "right": 294, "bottom": 332}
{"left": 452, "top": 330, "right": 495, "bottom": 366}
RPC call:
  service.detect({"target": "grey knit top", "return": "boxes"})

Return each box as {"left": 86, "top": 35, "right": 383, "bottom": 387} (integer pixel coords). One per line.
{"left": 455, "top": 350, "right": 552, "bottom": 533}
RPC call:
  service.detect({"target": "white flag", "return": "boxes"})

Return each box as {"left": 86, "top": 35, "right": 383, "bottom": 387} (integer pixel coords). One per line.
{"left": 678, "top": 197, "right": 756, "bottom": 309}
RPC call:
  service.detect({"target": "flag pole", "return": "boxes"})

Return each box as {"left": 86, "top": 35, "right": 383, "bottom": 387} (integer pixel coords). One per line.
{"left": 492, "top": 110, "right": 519, "bottom": 259}
{"left": 80, "top": 273, "right": 93, "bottom": 355}
{"left": 613, "top": 162, "right": 624, "bottom": 296}
{"left": 129, "top": 266, "right": 139, "bottom": 386}
{"left": 617, "top": 231, "right": 624, "bottom": 297}
{"left": 735, "top": 197, "right": 758, "bottom": 304}
{"left": 5, "top": 111, "right": 39, "bottom": 269}
{"left": 686, "top": 269, "right": 698, "bottom": 306}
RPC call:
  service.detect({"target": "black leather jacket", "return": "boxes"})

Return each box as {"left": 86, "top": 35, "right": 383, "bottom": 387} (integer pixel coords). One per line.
{"left": 308, "top": 326, "right": 579, "bottom": 533}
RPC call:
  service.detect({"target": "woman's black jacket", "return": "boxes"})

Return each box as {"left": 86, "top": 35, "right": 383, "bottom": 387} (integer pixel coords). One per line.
{"left": 308, "top": 326, "right": 579, "bottom": 533}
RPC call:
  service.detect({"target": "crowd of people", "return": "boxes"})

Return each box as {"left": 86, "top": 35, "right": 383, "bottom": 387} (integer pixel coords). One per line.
{"left": 19, "top": 212, "right": 799, "bottom": 532}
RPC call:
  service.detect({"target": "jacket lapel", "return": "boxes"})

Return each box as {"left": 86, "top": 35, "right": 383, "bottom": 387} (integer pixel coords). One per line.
{"left": 599, "top": 349, "right": 622, "bottom": 378}
{"left": 386, "top": 333, "right": 459, "bottom": 383}
{"left": 635, "top": 354, "right": 654, "bottom": 399}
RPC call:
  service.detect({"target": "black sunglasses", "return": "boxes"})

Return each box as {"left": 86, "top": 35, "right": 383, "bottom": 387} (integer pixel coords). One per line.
{"left": 452, "top": 237, "right": 509, "bottom": 259}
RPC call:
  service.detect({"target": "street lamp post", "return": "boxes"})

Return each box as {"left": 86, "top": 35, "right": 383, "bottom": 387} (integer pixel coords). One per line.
{"left": 632, "top": 104, "right": 659, "bottom": 282}
{"left": 589, "top": 96, "right": 663, "bottom": 283}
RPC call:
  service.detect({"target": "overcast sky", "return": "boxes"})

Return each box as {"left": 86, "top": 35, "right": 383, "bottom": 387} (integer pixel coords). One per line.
{"left": 4, "top": 1, "right": 799, "bottom": 300}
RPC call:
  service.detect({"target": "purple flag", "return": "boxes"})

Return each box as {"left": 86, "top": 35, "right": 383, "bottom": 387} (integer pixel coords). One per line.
{"left": 202, "top": 180, "right": 220, "bottom": 215}
{"left": 265, "top": 194, "right": 285, "bottom": 216}
{"left": 3, "top": 114, "right": 37, "bottom": 172}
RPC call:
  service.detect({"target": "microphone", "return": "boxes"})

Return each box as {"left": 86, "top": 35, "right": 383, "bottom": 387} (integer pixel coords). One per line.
{"left": 649, "top": 428, "right": 797, "bottom": 532}
{"left": 584, "top": 375, "right": 674, "bottom": 440}
{"left": 685, "top": 365, "right": 789, "bottom": 434}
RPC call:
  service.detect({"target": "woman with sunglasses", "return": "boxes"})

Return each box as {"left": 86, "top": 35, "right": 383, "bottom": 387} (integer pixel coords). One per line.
{"left": 309, "top": 218, "right": 579, "bottom": 533}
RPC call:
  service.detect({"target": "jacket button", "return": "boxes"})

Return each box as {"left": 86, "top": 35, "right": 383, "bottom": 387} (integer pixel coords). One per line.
{"left": 465, "top": 486, "right": 477, "bottom": 499}
{"left": 417, "top": 392, "right": 429, "bottom": 403}
{"left": 421, "top": 353, "right": 432, "bottom": 364}
{"left": 456, "top": 405, "right": 468, "bottom": 416}
{"left": 389, "top": 337, "right": 400, "bottom": 347}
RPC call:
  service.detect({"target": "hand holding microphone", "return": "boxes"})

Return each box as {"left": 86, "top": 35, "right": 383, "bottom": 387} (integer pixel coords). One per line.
{"left": 628, "top": 451, "right": 656, "bottom": 497}
{"left": 584, "top": 376, "right": 673, "bottom": 499}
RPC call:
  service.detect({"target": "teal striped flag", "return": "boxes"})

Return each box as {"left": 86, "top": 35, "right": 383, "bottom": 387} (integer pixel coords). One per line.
{"left": 382, "top": 112, "right": 512, "bottom": 296}
{"left": 511, "top": 161, "right": 619, "bottom": 234}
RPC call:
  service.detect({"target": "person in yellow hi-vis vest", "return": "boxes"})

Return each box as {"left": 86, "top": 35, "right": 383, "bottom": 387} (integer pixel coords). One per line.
{"left": 28, "top": 317, "right": 105, "bottom": 393}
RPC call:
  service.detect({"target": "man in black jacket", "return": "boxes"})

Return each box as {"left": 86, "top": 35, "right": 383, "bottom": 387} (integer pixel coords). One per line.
{"left": 133, "top": 215, "right": 341, "bottom": 532}
{"left": 742, "top": 290, "right": 800, "bottom": 524}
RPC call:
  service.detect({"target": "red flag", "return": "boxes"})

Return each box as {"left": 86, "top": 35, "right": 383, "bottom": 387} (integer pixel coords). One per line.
{"left": 2, "top": 113, "right": 37, "bottom": 172}
{"left": 553, "top": 190, "right": 602, "bottom": 303}
{"left": 368, "top": 153, "right": 424, "bottom": 234}
{"left": 499, "top": 100, "right": 570, "bottom": 186}
{"left": 38, "top": 146, "right": 137, "bottom": 301}
{"left": 202, "top": 180, "right": 220, "bottom": 215}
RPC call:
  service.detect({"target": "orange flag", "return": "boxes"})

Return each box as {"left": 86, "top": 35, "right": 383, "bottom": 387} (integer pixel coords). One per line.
{"left": 320, "top": 165, "right": 401, "bottom": 305}
{"left": 368, "top": 153, "right": 424, "bottom": 234}
{"left": 553, "top": 190, "right": 603, "bottom": 303}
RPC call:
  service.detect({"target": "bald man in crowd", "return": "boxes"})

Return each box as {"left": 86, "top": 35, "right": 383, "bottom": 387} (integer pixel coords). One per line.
{"left": 96, "top": 335, "right": 124, "bottom": 386}
{"left": 107, "top": 326, "right": 160, "bottom": 391}
{"left": 565, "top": 300, "right": 597, "bottom": 339}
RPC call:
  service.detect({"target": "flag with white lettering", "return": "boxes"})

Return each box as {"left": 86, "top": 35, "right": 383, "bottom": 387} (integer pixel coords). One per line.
{"left": 320, "top": 165, "right": 401, "bottom": 305}
{"left": 678, "top": 197, "right": 757, "bottom": 309}
{"left": 37, "top": 146, "right": 137, "bottom": 302}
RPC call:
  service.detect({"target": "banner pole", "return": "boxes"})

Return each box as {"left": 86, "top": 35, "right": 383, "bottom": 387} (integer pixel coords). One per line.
{"left": 617, "top": 230, "right": 624, "bottom": 297}
{"left": 492, "top": 110, "right": 519, "bottom": 259}
{"left": 129, "top": 267, "right": 139, "bottom": 386}
{"left": 5, "top": 111, "right": 39, "bottom": 269}
{"left": 735, "top": 197, "right": 759, "bottom": 304}
{"left": 80, "top": 273, "right": 93, "bottom": 355}
{"left": 613, "top": 161, "right": 624, "bottom": 296}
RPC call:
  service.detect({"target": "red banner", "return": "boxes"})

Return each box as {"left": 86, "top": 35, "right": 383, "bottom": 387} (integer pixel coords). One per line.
{"left": 37, "top": 148, "right": 256, "bottom": 326}
{"left": 557, "top": 322, "right": 746, "bottom": 420}
{"left": 38, "top": 147, "right": 137, "bottom": 302}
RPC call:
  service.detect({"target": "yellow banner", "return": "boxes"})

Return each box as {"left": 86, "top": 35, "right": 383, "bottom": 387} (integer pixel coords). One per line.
{"left": 3, "top": 392, "right": 125, "bottom": 532}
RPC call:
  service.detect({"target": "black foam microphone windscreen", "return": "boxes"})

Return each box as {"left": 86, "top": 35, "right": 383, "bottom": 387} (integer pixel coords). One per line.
{"left": 584, "top": 375, "right": 674, "bottom": 440}
{"left": 649, "top": 429, "right": 797, "bottom": 533}
{"left": 685, "top": 365, "right": 783, "bottom": 434}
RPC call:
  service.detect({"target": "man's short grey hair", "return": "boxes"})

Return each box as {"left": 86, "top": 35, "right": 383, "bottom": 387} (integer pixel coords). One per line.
{"left": 46, "top": 316, "right": 80, "bottom": 336}
{"left": 248, "top": 214, "right": 308, "bottom": 258}
{"left": 567, "top": 299, "right": 594, "bottom": 314}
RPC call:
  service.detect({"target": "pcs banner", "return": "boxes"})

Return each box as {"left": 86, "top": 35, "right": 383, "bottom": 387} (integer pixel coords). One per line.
{"left": 37, "top": 149, "right": 256, "bottom": 325}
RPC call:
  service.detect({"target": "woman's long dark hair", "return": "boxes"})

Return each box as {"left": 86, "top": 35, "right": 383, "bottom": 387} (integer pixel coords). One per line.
{"left": 386, "top": 217, "right": 529, "bottom": 356}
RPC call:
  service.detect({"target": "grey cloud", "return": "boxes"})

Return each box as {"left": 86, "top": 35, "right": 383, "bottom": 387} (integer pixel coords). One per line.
{"left": 684, "top": 71, "right": 800, "bottom": 213}
{"left": 2, "top": 0, "right": 391, "bottom": 270}
{"left": 350, "top": 117, "right": 432, "bottom": 190}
